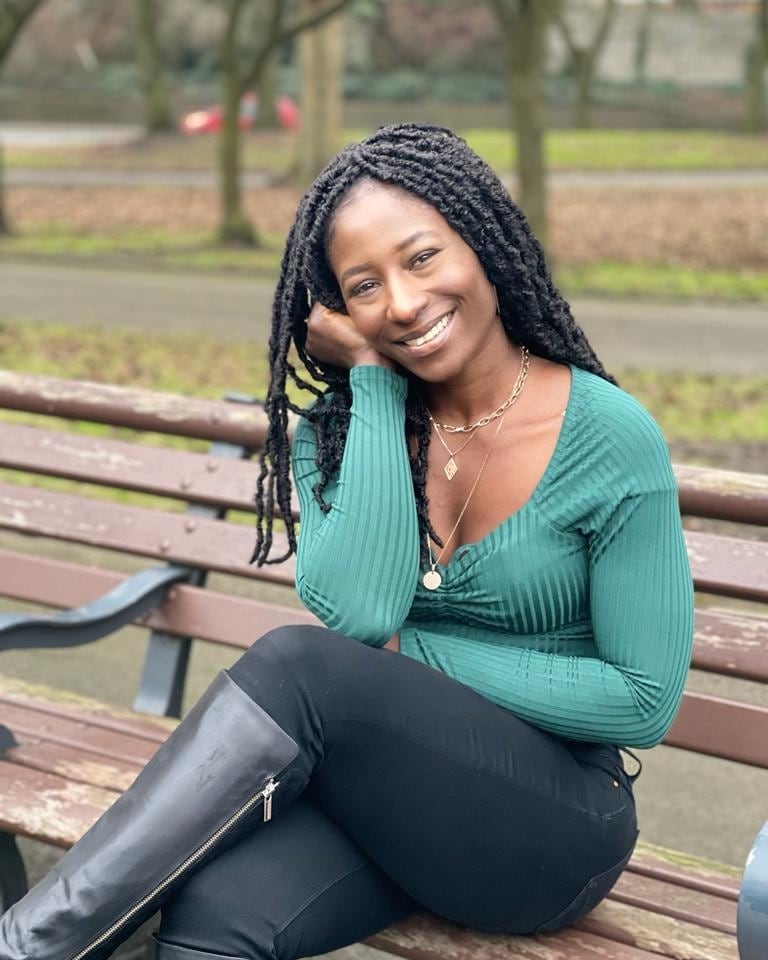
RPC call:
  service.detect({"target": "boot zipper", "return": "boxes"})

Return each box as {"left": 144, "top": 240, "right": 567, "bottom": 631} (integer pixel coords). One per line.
{"left": 70, "top": 777, "right": 281, "bottom": 960}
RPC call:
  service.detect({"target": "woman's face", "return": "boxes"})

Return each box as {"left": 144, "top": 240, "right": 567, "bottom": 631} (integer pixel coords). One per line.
{"left": 326, "top": 181, "right": 507, "bottom": 383}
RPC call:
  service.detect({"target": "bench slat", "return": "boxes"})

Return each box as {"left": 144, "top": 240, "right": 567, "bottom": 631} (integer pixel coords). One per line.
{"left": 675, "top": 464, "right": 768, "bottom": 526}
{"left": 0, "top": 675, "right": 176, "bottom": 742}
{"left": 0, "top": 760, "right": 117, "bottom": 847}
{"left": 368, "top": 910, "right": 698, "bottom": 960}
{"left": 0, "top": 482, "right": 296, "bottom": 584}
{"left": 1, "top": 701, "right": 162, "bottom": 766}
{"left": 578, "top": 897, "right": 736, "bottom": 960}
{"left": 7, "top": 736, "right": 140, "bottom": 792}
{"left": 686, "top": 530, "right": 768, "bottom": 602}
{"left": 627, "top": 841, "right": 740, "bottom": 901}
{"left": 667, "top": 692, "right": 768, "bottom": 767}
{"left": 0, "top": 371, "right": 270, "bottom": 446}
{"left": 0, "top": 551, "right": 316, "bottom": 649}
{"left": 693, "top": 608, "right": 768, "bottom": 682}
{"left": 0, "top": 422, "right": 267, "bottom": 512}
{"left": 610, "top": 869, "right": 736, "bottom": 935}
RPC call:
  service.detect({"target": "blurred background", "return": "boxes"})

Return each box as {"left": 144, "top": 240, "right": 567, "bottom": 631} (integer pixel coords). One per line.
{"left": 0, "top": 1, "right": 767, "bottom": 956}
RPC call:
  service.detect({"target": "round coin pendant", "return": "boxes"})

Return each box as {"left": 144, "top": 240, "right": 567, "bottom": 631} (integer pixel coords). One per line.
{"left": 422, "top": 570, "right": 442, "bottom": 591}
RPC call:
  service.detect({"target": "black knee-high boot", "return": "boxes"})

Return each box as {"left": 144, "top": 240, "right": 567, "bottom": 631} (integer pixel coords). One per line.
{"left": 0, "top": 671, "right": 299, "bottom": 960}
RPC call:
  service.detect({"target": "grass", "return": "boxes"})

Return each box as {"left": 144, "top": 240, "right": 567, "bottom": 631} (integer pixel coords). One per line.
{"left": 1, "top": 322, "right": 766, "bottom": 446}
{"left": 7, "top": 128, "right": 768, "bottom": 174}
{"left": 555, "top": 262, "right": 768, "bottom": 303}
{"left": 464, "top": 129, "right": 768, "bottom": 172}
{"left": 0, "top": 225, "right": 285, "bottom": 276}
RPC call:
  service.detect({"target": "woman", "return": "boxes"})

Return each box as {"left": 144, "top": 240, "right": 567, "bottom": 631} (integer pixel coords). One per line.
{"left": 1, "top": 123, "right": 694, "bottom": 960}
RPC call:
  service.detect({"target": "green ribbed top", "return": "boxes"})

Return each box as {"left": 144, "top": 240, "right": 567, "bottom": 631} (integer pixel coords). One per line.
{"left": 292, "top": 364, "right": 694, "bottom": 748}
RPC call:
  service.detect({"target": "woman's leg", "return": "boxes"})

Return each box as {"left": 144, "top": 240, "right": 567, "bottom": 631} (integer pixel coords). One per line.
{"left": 155, "top": 798, "right": 415, "bottom": 959}
{"left": 227, "top": 625, "right": 638, "bottom": 935}
{"left": 1, "top": 622, "right": 637, "bottom": 959}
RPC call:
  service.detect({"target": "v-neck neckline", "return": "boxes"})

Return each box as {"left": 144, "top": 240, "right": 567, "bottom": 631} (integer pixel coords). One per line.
{"left": 426, "top": 363, "right": 578, "bottom": 578}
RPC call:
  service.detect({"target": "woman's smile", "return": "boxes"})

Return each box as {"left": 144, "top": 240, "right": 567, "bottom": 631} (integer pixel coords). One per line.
{"left": 396, "top": 309, "right": 455, "bottom": 356}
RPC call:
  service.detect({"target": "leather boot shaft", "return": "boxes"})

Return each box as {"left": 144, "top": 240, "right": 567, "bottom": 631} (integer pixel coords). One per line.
{"left": 0, "top": 671, "right": 299, "bottom": 960}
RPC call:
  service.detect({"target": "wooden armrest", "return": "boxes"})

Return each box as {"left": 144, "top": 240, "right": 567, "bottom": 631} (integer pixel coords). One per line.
{"left": 0, "top": 566, "right": 191, "bottom": 652}
{"left": 738, "top": 819, "right": 768, "bottom": 960}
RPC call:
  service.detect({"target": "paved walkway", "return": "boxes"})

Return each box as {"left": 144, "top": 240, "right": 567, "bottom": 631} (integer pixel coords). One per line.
{"left": 7, "top": 166, "right": 768, "bottom": 189}
{"left": 1, "top": 260, "right": 765, "bottom": 374}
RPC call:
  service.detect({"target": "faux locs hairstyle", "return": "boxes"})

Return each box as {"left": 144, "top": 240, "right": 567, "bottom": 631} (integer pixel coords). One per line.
{"left": 252, "top": 122, "right": 612, "bottom": 567}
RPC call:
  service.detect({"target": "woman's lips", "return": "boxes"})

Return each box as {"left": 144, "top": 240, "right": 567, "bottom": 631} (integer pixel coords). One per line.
{"left": 399, "top": 311, "right": 455, "bottom": 357}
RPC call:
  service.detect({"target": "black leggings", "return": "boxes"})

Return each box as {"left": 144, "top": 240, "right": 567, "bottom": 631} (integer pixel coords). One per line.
{"left": 156, "top": 626, "right": 638, "bottom": 959}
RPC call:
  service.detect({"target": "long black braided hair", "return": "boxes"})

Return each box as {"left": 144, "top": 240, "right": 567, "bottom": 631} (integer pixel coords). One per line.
{"left": 252, "top": 122, "right": 612, "bottom": 567}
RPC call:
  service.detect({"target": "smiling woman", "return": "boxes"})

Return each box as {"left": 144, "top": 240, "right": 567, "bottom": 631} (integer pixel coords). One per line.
{"left": 0, "top": 124, "right": 695, "bottom": 960}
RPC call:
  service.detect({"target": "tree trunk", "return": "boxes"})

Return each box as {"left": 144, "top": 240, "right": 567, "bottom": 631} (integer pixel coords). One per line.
{"left": 255, "top": 52, "right": 280, "bottom": 129}
{"left": 495, "top": 0, "right": 556, "bottom": 248}
{"left": 218, "top": 0, "right": 256, "bottom": 246}
{"left": 297, "top": 2, "right": 345, "bottom": 186}
{"left": 574, "top": 51, "right": 593, "bottom": 129}
{"left": 136, "top": 0, "right": 173, "bottom": 132}
{"left": 633, "top": 0, "right": 653, "bottom": 86}
{"left": 557, "top": 0, "right": 615, "bottom": 129}
{"left": 744, "top": 0, "right": 767, "bottom": 133}
{"left": 0, "top": 0, "right": 45, "bottom": 68}
{"left": 0, "top": 142, "right": 10, "bottom": 236}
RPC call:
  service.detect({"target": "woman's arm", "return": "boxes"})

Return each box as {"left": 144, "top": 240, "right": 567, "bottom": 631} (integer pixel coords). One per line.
{"left": 292, "top": 365, "right": 420, "bottom": 645}
{"left": 405, "top": 402, "right": 694, "bottom": 747}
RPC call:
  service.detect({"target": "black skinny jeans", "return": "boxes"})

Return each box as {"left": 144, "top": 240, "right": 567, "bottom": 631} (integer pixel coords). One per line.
{"left": 156, "top": 626, "right": 639, "bottom": 959}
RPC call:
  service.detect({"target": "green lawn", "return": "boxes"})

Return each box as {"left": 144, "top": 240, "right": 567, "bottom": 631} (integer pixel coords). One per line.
{"left": 7, "top": 128, "right": 768, "bottom": 173}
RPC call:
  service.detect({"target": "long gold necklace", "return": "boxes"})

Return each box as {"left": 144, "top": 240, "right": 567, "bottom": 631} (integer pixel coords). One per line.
{"left": 422, "top": 351, "right": 530, "bottom": 592}
{"left": 422, "top": 409, "right": 509, "bottom": 591}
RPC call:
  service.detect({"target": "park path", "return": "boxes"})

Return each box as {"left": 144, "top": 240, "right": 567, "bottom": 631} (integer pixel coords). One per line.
{"left": 1, "top": 259, "right": 765, "bottom": 375}
{"left": 7, "top": 166, "right": 768, "bottom": 189}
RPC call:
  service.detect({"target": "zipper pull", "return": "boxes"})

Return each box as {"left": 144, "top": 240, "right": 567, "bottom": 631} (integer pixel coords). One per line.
{"left": 262, "top": 779, "right": 278, "bottom": 822}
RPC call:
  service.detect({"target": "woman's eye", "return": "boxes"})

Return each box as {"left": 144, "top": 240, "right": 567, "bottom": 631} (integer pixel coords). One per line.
{"left": 412, "top": 250, "right": 437, "bottom": 268}
{"left": 350, "top": 280, "right": 377, "bottom": 297}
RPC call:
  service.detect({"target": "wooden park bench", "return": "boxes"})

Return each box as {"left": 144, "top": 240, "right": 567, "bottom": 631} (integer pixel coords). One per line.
{"left": 1, "top": 368, "right": 767, "bottom": 960}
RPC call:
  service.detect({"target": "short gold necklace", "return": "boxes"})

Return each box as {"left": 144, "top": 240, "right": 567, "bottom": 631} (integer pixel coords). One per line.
{"left": 422, "top": 351, "right": 530, "bottom": 592}
{"left": 431, "top": 423, "right": 477, "bottom": 480}
{"left": 428, "top": 346, "right": 530, "bottom": 434}
{"left": 427, "top": 346, "right": 530, "bottom": 480}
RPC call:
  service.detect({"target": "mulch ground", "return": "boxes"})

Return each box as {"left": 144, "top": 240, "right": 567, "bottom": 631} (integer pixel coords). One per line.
{"left": 7, "top": 185, "right": 768, "bottom": 270}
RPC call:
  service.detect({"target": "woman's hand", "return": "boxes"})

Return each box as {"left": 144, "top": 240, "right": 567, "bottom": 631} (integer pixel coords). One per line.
{"left": 305, "top": 302, "right": 395, "bottom": 371}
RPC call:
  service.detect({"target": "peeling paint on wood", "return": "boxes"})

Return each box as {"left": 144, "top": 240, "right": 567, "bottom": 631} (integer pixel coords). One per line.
{"left": 580, "top": 897, "right": 737, "bottom": 960}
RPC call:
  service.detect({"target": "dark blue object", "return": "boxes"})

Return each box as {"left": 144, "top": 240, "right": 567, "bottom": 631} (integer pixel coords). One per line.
{"left": 739, "top": 820, "right": 768, "bottom": 960}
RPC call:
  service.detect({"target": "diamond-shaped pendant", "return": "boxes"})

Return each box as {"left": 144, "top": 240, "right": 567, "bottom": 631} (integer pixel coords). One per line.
{"left": 444, "top": 457, "right": 458, "bottom": 480}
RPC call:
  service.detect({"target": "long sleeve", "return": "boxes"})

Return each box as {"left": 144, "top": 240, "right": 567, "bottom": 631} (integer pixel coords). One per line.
{"left": 292, "top": 365, "right": 420, "bottom": 645}
{"left": 424, "top": 486, "right": 694, "bottom": 747}
{"left": 401, "top": 373, "right": 695, "bottom": 748}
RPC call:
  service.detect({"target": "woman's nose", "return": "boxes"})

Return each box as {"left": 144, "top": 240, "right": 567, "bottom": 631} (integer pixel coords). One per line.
{"left": 385, "top": 273, "right": 429, "bottom": 323}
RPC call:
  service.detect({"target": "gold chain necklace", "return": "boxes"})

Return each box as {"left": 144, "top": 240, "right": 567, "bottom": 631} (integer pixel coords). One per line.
{"left": 428, "top": 346, "right": 530, "bottom": 479}
{"left": 422, "top": 351, "right": 531, "bottom": 592}
{"left": 428, "top": 346, "right": 530, "bottom": 434}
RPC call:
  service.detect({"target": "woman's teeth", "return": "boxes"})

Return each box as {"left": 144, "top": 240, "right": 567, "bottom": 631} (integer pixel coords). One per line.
{"left": 404, "top": 312, "right": 452, "bottom": 348}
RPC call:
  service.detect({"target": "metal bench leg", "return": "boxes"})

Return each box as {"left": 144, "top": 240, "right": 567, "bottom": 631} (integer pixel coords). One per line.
{"left": 0, "top": 832, "right": 28, "bottom": 913}
{"left": 133, "top": 632, "right": 193, "bottom": 718}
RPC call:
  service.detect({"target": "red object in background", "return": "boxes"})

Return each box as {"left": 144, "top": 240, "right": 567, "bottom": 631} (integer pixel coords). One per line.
{"left": 180, "top": 92, "right": 300, "bottom": 134}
